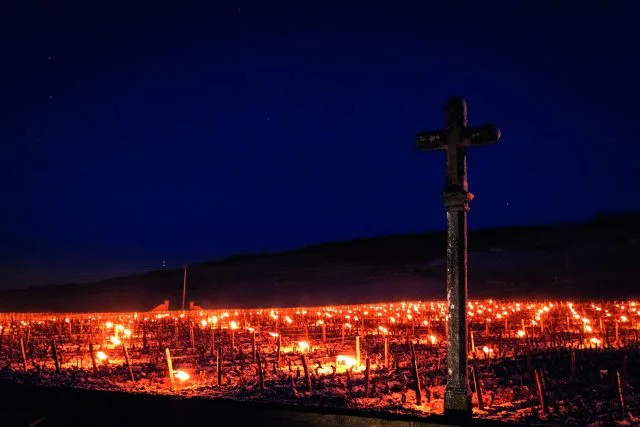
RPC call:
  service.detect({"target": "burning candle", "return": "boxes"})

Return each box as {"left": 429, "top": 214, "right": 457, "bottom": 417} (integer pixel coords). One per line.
{"left": 297, "top": 340, "right": 310, "bottom": 353}
{"left": 174, "top": 370, "right": 190, "bottom": 381}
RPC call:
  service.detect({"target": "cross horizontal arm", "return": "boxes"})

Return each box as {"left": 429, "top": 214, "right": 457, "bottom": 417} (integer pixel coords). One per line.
{"left": 416, "top": 130, "right": 447, "bottom": 151}
{"left": 416, "top": 124, "right": 501, "bottom": 151}
{"left": 462, "top": 124, "right": 501, "bottom": 146}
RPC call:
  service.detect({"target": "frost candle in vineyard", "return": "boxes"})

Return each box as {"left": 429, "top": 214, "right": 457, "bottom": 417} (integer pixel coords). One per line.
{"left": 96, "top": 351, "right": 108, "bottom": 364}
{"left": 174, "top": 370, "right": 190, "bottom": 382}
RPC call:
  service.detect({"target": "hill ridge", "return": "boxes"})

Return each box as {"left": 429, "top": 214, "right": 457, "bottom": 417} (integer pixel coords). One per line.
{"left": 1, "top": 212, "right": 638, "bottom": 312}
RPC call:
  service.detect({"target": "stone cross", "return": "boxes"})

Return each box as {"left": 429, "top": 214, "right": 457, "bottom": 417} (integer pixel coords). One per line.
{"left": 415, "top": 98, "right": 500, "bottom": 418}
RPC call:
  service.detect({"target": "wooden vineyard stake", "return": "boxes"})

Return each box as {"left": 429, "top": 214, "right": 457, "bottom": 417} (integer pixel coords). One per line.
{"left": 622, "top": 354, "right": 628, "bottom": 392}
{"left": 322, "top": 323, "right": 326, "bottom": 343}
{"left": 156, "top": 322, "right": 161, "bottom": 348}
{"left": 89, "top": 343, "right": 98, "bottom": 374}
{"left": 599, "top": 318, "right": 604, "bottom": 341}
{"left": 51, "top": 340, "right": 60, "bottom": 374}
{"left": 190, "top": 322, "right": 195, "bottom": 351}
{"left": 364, "top": 356, "right": 371, "bottom": 398}
{"left": 355, "top": 335, "right": 361, "bottom": 367}
{"left": 216, "top": 347, "right": 222, "bottom": 386}
{"left": 19, "top": 338, "right": 27, "bottom": 372}
{"left": 534, "top": 368, "right": 549, "bottom": 415}
{"left": 122, "top": 343, "right": 135, "bottom": 381}
{"left": 570, "top": 349, "right": 576, "bottom": 382}
{"left": 142, "top": 322, "right": 147, "bottom": 350}
{"left": 7, "top": 336, "right": 13, "bottom": 365}
{"left": 409, "top": 340, "right": 422, "bottom": 406}
{"left": 231, "top": 328, "right": 235, "bottom": 353}
{"left": 384, "top": 337, "right": 389, "bottom": 369}
{"left": 276, "top": 334, "right": 281, "bottom": 366}
{"left": 210, "top": 326, "right": 215, "bottom": 357}
{"left": 256, "top": 349, "right": 264, "bottom": 390}
{"left": 251, "top": 332, "right": 256, "bottom": 364}
{"left": 470, "top": 363, "right": 484, "bottom": 410}
{"left": 301, "top": 354, "right": 312, "bottom": 392}
{"left": 615, "top": 369, "right": 626, "bottom": 420}
{"left": 166, "top": 348, "right": 175, "bottom": 389}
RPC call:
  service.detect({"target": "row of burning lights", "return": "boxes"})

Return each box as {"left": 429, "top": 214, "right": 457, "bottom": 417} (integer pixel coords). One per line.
{"left": 3, "top": 301, "right": 638, "bottom": 345}
{"left": 5, "top": 300, "right": 637, "bottom": 383}
{"left": 77, "top": 300, "right": 640, "bottom": 379}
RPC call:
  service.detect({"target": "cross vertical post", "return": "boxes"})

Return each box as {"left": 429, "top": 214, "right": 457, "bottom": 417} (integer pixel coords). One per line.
{"left": 416, "top": 97, "right": 500, "bottom": 419}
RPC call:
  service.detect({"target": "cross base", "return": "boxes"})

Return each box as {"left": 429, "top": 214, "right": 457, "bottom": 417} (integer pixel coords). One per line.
{"left": 444, "top": 387, "right": 472, "bottom": 420}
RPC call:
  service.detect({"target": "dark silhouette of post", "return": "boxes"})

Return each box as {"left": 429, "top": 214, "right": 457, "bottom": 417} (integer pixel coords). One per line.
{"left": 415, "top": 98, "right": 500, "bottom": 418}
{"left": 182, "top": 265, "right": 188, "bottom": 312}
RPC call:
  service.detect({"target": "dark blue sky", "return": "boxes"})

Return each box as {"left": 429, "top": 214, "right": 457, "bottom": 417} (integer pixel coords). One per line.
{"left": 2, "top": 2, "right": 639, "bottom": 288}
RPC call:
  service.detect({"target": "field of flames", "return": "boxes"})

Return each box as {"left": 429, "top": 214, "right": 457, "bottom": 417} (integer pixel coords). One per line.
{"left": 0, "top": 299, "right": 639, "bottom": 425}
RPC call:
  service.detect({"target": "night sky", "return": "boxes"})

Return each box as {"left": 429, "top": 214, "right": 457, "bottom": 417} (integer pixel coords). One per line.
{"left": 2, "top": 2, "right": 639, "bottom": 289}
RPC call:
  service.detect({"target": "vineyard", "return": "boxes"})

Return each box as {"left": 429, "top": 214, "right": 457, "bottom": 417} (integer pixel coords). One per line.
{"left": 1, "top": 299, "right": 639, "bottom": 425}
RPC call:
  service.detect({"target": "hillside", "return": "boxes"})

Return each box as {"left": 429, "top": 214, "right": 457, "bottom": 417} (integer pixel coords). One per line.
{"left": 1, "top": 213, "right": 639, "bottom": 312}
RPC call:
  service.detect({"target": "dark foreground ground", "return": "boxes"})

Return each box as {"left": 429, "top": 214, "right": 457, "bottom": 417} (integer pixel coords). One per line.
{"left": 0, "top": 382, "right": 513, "bottom": 427}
